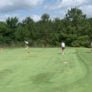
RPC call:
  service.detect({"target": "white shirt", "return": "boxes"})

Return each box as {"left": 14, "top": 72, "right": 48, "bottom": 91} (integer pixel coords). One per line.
{"left": 25, "top": 41, "right": 29, "bottom": 45}
{"left": 61, "top": 42, "right": 65, "bottom": 47}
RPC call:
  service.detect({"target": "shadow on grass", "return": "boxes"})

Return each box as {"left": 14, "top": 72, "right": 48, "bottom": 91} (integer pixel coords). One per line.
{"left": 0, "top": 69, "right": 13, "bottom": 80}
{"left": 31, "top": 72, "right": 54, "bottom": 85}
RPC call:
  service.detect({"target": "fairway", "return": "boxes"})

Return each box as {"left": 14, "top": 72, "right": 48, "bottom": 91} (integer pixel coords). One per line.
{"left": 0, "top": 48, "right": 92, "bottom": 92}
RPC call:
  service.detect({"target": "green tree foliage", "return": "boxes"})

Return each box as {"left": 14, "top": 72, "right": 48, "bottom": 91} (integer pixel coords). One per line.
{"left": 64, "top": 8, "right": 90, "bottom": 47}
{"left": 6, "top": 17, "right": 18, "bottom": 29}
{"left": 0, "top": 8, "right": 92, "bottom": 47}
{"left": 0, "top": 22, "right": 14, "bottom": 45}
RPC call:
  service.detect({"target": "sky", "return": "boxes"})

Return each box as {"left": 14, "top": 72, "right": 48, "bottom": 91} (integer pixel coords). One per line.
{"left": 0, "top": 0, "right": 92, "bottom": 21}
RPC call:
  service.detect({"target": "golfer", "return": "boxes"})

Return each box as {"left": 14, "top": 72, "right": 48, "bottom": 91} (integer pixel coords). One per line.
{"left": 61, "top": 41, "right": 65, "bottom": 55}
{"left": 24, "top": 41, "right": 29, "bottom": 53}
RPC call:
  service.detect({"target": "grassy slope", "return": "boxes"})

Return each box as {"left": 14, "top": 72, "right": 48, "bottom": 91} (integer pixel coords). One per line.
{"left": 0, "top": 48, "right": 92, "bottom": 92}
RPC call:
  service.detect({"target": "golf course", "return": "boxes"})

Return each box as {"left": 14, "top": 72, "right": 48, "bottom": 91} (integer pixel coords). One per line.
{"left": 0, "top": 47, "right": 92, "bottom": 92}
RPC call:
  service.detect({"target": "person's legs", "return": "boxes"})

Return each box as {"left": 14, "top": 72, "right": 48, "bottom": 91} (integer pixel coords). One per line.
{"left": 25, "top": 45, "right": 30, "bottom": 53}
{"left": 62, "top": 47, "right": 64, "bottom": 55}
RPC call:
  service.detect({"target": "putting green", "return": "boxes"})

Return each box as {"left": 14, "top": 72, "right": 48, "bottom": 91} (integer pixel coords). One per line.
{"left": 0, "top": 48, "right": 92, "bottom": 92}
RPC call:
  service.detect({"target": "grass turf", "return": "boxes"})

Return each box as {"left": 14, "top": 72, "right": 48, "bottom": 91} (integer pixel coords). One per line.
{"left": 0, "top": 47, "right": 92, "bottom": 92}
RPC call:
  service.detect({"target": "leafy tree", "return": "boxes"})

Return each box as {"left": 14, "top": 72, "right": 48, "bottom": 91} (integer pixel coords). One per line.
{"left": 0, "top": 8, "right": 92, "bottom": 47}
{"left": 41, "top": 13, "right": 50, "bottom": 22}
{"left": 6, "top": 17, "right": 18, "bottom": 29}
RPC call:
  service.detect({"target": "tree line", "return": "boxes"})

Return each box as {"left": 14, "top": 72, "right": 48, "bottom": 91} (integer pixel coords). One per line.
{"left": 0, "top": 8, "right": 92, "bottom": 47}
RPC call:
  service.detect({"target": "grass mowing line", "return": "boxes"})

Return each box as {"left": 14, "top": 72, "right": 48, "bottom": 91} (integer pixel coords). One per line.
{"left": 76, "top": 48, "right": 92, "bottom": 79}
{"left": 76, "top": 50, "right": 89, "bottom": 78}
{"left": 50, "top": 48, "right": 87, "bottom": 86}
{"left": 0, "top": 48, "right": 91, "bottom": 92}
{"left": 64, "top": 48, "right": 92, "bottom": 92}
{"left": 62, "top": 48, "right": 89, "bottom": 88}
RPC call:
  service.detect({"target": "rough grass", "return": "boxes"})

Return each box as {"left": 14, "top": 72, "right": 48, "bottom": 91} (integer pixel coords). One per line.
{"left": 0, "top": 47, "right": 92, "bottom": 92}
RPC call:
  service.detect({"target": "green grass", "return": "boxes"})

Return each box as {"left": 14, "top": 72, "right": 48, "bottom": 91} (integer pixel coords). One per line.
{"left": 0, "top": 47, "right": 92, "bottom": 92}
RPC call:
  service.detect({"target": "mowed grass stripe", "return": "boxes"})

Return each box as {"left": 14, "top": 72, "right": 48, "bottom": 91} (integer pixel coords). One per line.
{"left": 0, "top": 48, "right": 91, "bottom": 92}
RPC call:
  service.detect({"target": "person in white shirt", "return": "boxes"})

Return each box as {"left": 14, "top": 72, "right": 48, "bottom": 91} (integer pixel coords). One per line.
{"left": 61, "top": 41, "right": 65, "bottom": 55}
{"left": 24, "top": 41, "right": 29, "bottom": 53}
{"left": 25, "top": 41, "right": 29, "bottom": 45}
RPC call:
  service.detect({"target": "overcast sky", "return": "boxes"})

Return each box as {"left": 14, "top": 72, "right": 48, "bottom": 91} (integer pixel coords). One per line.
{"left": 0, "top": 0, "right": 92, "bottom": 21}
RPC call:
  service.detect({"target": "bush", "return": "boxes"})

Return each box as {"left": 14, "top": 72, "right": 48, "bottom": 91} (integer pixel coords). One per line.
{"left": 78, "top": 36, "right": 89, "bottom": 47}
{"left": 71, "top": 35, "right": 90, "bottom": 47}
{"left": 71, "top": 40, "right": 80, "bottom": 47}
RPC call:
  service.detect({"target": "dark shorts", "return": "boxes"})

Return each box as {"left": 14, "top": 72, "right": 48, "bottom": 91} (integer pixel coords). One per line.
{"left": 62, "top": 47, "right": 65, "bottom": 50}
